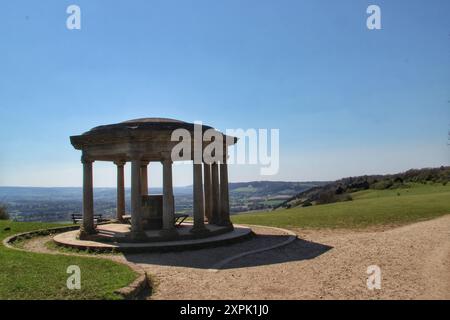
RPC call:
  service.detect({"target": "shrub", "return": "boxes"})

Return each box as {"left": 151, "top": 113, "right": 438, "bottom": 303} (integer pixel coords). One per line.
{"left": 391, "top": 182, "right": 405, "bottom": 189}
{"left": 0, "top": 204, "right": 9, "bottom": 220}
{"left": 393, "top": 176, "right": 404, "bottom": 184}
{"left": 341, "top": 194, "right": 353, "bottom": 202}
{"left": 335, "top": 186, "right": 345, "bottom": 195}
{"left": 316, "top": 190, "right": 338, "bottom": 204}
{"left": 302, "top": 201, "right": 312, "bottom": 207}
{"left": 371, "top": 179, "right": 393, "bottom": 190}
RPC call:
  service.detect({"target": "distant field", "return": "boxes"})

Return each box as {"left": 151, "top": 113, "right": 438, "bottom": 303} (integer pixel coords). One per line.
{"left": 0, "top": 181, "right": 321, "bottom": 222}
{"left": 352, "top": 183, "right": 450, "bottom": 199}
{"left": 232, "top": 183, "right": 450, "bottom": 229}
{"left": 0, "top": 221, "right": 137, "bottom": 300}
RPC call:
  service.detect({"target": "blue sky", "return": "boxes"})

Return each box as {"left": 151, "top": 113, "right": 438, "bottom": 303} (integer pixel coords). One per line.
{"left": 0, "top": 0, "right": 449, "bottom": 187}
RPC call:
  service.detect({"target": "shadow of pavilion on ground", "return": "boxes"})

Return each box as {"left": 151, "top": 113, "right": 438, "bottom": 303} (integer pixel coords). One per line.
{"left": 124, "top": 235, "right": 333, "bottom": 270}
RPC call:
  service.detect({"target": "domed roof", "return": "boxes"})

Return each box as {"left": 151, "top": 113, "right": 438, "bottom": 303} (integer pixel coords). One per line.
{"left": 121, "top": 117, "right": 185, "bottom": 124}
{"left": 70, "top": 117, "right": 237, "bottom": 151}
{"left": 85, "top": 117, "right": 214, "bottom": 135}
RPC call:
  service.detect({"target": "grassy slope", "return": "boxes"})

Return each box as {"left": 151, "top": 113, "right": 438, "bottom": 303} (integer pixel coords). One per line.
{"left": 0, "top": 221, "right": 137, "bottom": 300}
{"left": 232, "top": 183, "right": 450, "bottom": 229}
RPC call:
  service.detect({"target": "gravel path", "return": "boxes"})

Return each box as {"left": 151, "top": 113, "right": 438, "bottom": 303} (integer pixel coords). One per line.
{"left": 132, "top": 216, "right": 450, "bottom": 300}
{"left": 19, "top": 216, "right": 450, "bottom": 299}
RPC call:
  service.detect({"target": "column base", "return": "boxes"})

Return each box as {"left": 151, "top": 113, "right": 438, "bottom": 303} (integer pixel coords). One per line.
{"left": 79, "top": 227, "right": 97, "bottom": 240}
{"left": 159, "top": 228, "right": 179, "bottom": 239}
{"left": 130, "top": 230, "right": 147, "bottom": 241}
{"left": 190, "top": 225, "right": 210, "bottom": 235}
{"left": 217, "top": 220, "right": 234, "bottom": 228}
{"left": 117, "top": 217, "right": 126, "bottom": 224}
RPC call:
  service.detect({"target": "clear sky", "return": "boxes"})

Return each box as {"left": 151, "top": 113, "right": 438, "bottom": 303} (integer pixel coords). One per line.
{"left": 1, "top": 0, "right": 449, "bottom": 187}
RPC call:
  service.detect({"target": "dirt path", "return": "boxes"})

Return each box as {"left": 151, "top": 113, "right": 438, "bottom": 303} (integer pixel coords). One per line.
{"left": 131, "top": 216, "right": 450, "bottom": 300}
{"left": 20, "top": 216, "right": 450, "bottom": 299}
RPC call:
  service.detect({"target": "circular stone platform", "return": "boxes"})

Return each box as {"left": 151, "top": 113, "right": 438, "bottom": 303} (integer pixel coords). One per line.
{"left": 53, "top": 223, "right": 253, "bottom": 253}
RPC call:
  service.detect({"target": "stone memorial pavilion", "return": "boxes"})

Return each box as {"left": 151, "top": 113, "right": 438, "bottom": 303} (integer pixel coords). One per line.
{"left": 61, "top": 118, "right": 251, "bottom": 251}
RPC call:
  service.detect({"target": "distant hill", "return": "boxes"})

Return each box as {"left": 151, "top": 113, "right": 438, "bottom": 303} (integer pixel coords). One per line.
{"left": 228, "top": 181, "right": 328, "bottom": 213}
{"left": 0, "top": 181, "right": 324, "bottom": 222}
{"left": 230, "top": 181, "right": 326, "bottom": 196}
{"left": 279, "top": 166, "right": 450, "bottom": 209}
{"left": 233, "top": 182, "right": 450, "bottom": 229}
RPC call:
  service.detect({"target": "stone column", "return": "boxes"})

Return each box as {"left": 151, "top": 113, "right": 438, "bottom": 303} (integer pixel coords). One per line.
{"left": 80, "top": 155, "right": 96, "bottom": 238}
{"left": 210, "top": 162, "right": 221, "bottom": 225}
{"left": 130, "top": 157, "right": 146, "bottom": 240}
{"left": 219, "top": 160, "right": 232, "bottom": 227}
{"left": 191, "top": 163, "right": 208, "bottom": 234}
{"left": 203, "top": 163, "right": 213, "bottom": 222}
{"left": 115, "top": 161, "right": 126, "bottom": 222}
{"left": 160, "top": 156, "right": 177, "bottom": 237}
{"left": 140, "top": 162, "right": 149, "bottom": 196}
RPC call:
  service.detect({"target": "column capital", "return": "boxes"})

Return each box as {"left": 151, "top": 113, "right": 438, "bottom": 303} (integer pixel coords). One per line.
{"left": 114, "top": 160, "right": 126, "bottom": 166}
{"left": 81, "top": 154, "right": 94, "bottom": 164}
{"left": 161, "top": 159, "right": 173, "bottom": 166}
{"left": 160, "top": 151, "right": 172, "bottom": 163}
{"left": 140, "top": 161, "right": 150, "bottom": 167}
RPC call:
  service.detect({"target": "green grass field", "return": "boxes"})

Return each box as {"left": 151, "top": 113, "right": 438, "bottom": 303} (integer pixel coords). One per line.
{"left": 0, "top": 221, "right": 137, "bottom": 300}
{"left": 232, "top": 183, "right": 450, "bottom": 229}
